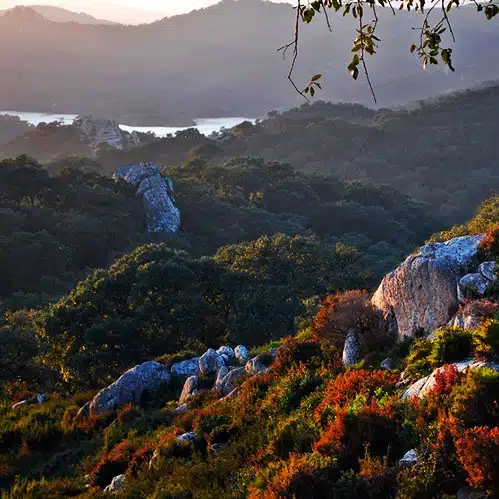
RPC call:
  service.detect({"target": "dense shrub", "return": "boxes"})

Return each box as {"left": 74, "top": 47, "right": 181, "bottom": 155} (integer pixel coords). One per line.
{"left": 313, "top": 291, "right": 389, "bottom": 355}
{"left": 455, "top": 426, "right": 499, "bottom": 492}
{"left": 272, "top": 337, "right": 323, "bottom": 375}
{"left": 430, "top": 329, "right": 474, "bottom": 366}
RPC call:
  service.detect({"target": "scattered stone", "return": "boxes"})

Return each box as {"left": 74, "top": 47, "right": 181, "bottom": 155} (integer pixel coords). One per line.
{"left": 372, "top": 234, "right": 485, "bottom": 339}
{"left": 89, "top": 361, "right": 170, "bottom": 414}
{"left": 114, "top": 163, "right": 180, "bottom": 233}
{"left": 447, "top": 310, "right": 483, "bottom": 331}
{"left": 176, "top": 431, "right": 196, "bottom": 444}
{"left": 214, "top": 366, "right": 229, "bottom": 391}
{"left": 402, "top": 360, "right": 499, "bottom": 399}
{"left": 199, "top": 349, "right": 225, "bottom": 375}
{"left": 457, "top": 487, "right": 489, "bottom": 499}
{"left": 234, "top": 345, "right": 249, "bottom": 364}
{"left": 245, "top": 356, "right": 268, "bottom": 375}
{"left": 398, "top": 449, "right": 419, "bottom": 467}
{"left": 103, "top": 474, "right": 126, "bottom": 494}
{"left": 174, "top": 403, "right": 189, "bottom": 415}
{"left": 11, "top": 400, "right": 27, "bottom": 409}
{"left": 209, "top": 442, "right": 227, "bottom": 454}
{"left": 216, "top": 346, "right": 235, "bottom": 359}
{"left": 36, "top": 393, "right": 45, "bottom": 404}
{"left": 342, "top": 330, "right": 361, "bottom": 366}
{"left": 380, "top": 358, "right": 394, "bottom": 370}
{"left": 216, "top": 367, "right": 245, "bottom": 397}
{"left": 478, "top": 260, "right": 497, "bottom": 282}
{"left": 170, "top": 357, "right": 199, "bottom": 378}
{"left": 179, "top": 376, "right": 199, "bottom": 405}
{"left": 458, "top": 273, "right": 493, "bottom": 301}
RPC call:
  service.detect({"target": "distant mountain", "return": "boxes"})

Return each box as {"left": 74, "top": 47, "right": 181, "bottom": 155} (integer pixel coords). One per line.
{"left": 0, "top": 0, "right": 498, "bottom": 124}
{"left": 21, "top": 5, "right": 117, "bottom": 24}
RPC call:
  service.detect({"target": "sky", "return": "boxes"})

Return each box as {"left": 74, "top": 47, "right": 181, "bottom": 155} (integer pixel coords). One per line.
{"left": 0, "top": 0, "right": 291, "bottom": 23}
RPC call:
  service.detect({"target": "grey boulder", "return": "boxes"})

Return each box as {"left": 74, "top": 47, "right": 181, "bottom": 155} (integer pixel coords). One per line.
{"left": 216, "top": 346, "right": 235, "bottom": 359}
{"left": 342, "top": 330, "right": 361, "bottom": 366}
{"left": 179, "top": 375, "right": 199, "bottom": 405}
{"left": 234, "top": 345, "right": 249, "bottom": 364}
{"left": 216, "top": 367, "right": 245, "bottom": 397}
{"left": 199, "top": 349, "right": 225, "bottom": 375}
{"left": 103, "top": 474, "right": 126, "bottom": 494}
{"left": 89, "top": 361, "right": 170, "bottom": 414}
{"left": 170, "top": 357, "right": 199, "bottom": 378}
{"left": 245, "top": 356, "right": 268, "bottom": 375}
{"left": 372, "top": 234, "right": 485, "bottom": 339}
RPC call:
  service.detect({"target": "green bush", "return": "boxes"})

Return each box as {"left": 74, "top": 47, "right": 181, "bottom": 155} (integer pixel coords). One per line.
{"left": 429, "top": 329, "right": 474, "bottom": 367}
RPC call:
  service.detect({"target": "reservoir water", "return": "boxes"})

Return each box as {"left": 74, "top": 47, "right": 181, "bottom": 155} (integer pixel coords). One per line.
{"left": 0, "top": 111, "right": 255, "bottom": 137}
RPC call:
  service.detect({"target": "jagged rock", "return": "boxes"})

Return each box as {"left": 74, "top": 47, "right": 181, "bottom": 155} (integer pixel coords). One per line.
{"left": 447, "top": 310, "right": 483, "bottom": 331}
{"left": 245, "top": 356, "right": 268, "bottom": 375}
{"left": 179, "top": 376, "right": 199, "bottom": 405}
{"left": 458, "top": 273, "right": 493, "bottom": 301}
{"left": 372, "top": 234, "right": 485, "bottom": 339}
{"left": 73, "top": 115, "right": 138, "bottom": 151}
{"left": 103, "top": 474, "right": 126, "bottom": 494}
{"left": 215, "top": 366, "right": 229, "bottom": 391}
{"left": 170, "top": 357, "right": 199, "bottom": 378}
{"left": 398, "top": 449, "right": 419, "bottom": 467}
{"left": 478, "top": 260, "right": 497, "bottom": 281}
{"left": 342, "top": 330, "right": 361, "bottom": 366}
{"left": 113, "top": 163, "right": 180, "bottom": 233}
{"left": 199, "top": 349, "right": 225, "bottom": 375}
{"left": 174, "top": 403, "right": 189, "bottom": 415}
{"left": 216, "top": 367, "right": 245, "bottom": 397}
{"left": 216, "top": 346, "right": 235, "bottom": 359}
{"left": 89, "top": 361, "right": 170, "bottom": 414}
{"left": 380, "top": 358, "right": 394, "bottom": 370}
{"left": 11, "top": 400, "right": 27, "bottom": 409}
{"left": 177, "top": 431, "right": 196, "bottom": 444}
{"left": 208, "top": 442, "right": 227, "bottom": 454}
{"left": 402, "top": 360, "right": 499, "bottom": 400}
{"left": 457, "top": 487, "right": 489, "bottom": 499}
{"left": 234, "top": 345, "right": 249, "bottom": 364}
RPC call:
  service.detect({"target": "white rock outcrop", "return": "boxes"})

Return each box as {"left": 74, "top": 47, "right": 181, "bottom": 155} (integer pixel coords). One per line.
{"left": 198, "top": 349, "right": 225, "bottom": 376}
{"left": 342, "top": 330, "right": 361, "bottom": 366}
{"left": 103, "top": 474, "right": 126, "bottom": 494}
{"left": 372, "top": 235, "right": 485, "bottom": 339}
{"left": 89, "top": 361, "right": 170, "bottom": 414}
{"left": 114, "top": 163, "right": 180, "bottom": 233}
{"left": 179, "top": 376, "right": 199, "bottom": 405}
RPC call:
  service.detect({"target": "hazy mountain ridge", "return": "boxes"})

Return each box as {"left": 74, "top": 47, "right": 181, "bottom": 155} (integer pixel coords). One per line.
{"left": 2, "top": 4, "right": 118, "bottom": 24}
{"left": 0, "top": 0, "right": 497, "bottom": 124}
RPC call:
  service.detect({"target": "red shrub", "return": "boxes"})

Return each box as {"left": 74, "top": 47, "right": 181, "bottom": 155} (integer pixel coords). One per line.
{"left": 479, "top": 223, "right": 499, "bottom": 258}
{"left": 90, "top": 440, "right": 135, "bottom": 487}
{"left": 314, "top": 370, "right": 398, "bottom": 426}
{"left": 117, "top": 403, "right": 140, "bottom": 425}
{"left": 312, "top": 290, "right": 387, "bottom": 352}
{"left": 455, "top": 426, "right": 499, "bottom": 491}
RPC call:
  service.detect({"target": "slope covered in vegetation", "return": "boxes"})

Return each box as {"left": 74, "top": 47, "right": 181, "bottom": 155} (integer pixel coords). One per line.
{"left": 0, "top": 197, "right": 497, "bottom": 498}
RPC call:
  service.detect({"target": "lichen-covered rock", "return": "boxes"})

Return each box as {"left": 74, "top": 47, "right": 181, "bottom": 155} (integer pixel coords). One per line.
{"left": 216, "top": 367, "right": 245, "bottom": 397}
{"left": 372, "top": 234, "right": 485, "bottom": 339}
{"left": 447, "top": 310, "right": 483, "bottom": 331}
{"left": 214, "top": 366, "right": 229, "bottom": 391}
{"left": 170, "top": 357, "right": 199, "bottom": 378}
{"left": 398, "top": 449, "right": 419, "bottom": 467}
{"left": 179, "top": 375, "right": 198, "bottom": 405}
{"left": 342, "top": 330, "right": 361, "bottom": 366}
{"left": 380, "top": 358, "right": 394, "bottom": 370}
{"left": 478, "top": 260, "right": 497, "bottom": 281}
{"left": 216, "top": 346, "right": 235, "bottom": 359}
{"left": 73, "top": 115, "right": 138, "bottom": 151}
{"left": 245, "top": 356, "right": 268, "bottom": 375}
{"left": 199, "top": 349, "right": 225, "bottom": 375}
{"left": 234, "top": 345, "right": 249, "bottom": 364}
{"left": 113, "top": 163, "right": 180, "bottom": 233}
{"left": 103, "top": 474, "right": 126, "bottom": 494}
{"left": 176, "top": 431, "right": 196, "bottom": 444}
{"left": 402, "top": 360, "right": 499, "bottom": 399}
{"left": 458, "top": 273, "right": 493, "bottom": 301}
{"left": 89, "top": 361, "right": 170, "bottom": 414}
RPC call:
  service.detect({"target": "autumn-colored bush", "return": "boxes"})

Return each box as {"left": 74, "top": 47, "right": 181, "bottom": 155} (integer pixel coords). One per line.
{"left": 117, "top": 403, "right": 140, "bottom": 425}
{"left": 90, "top": 440, "right": 136, "bottom": 487}
{"left": 314, "top": 369, "right": 398, "bottom": 426}
{"left": 461, "top": 299, "right": 499, "bottom": 320}
{"left": 249, "top": 453, "right": 335, "bottom": 499}
{"left": 455, "top": 426, "right": 499, "bottom": 492}
{"left": 479, "top": 223, "right": 499, "bottom": 258}
{"left": 313, "top": 290, "right": 389, "bottom": 354}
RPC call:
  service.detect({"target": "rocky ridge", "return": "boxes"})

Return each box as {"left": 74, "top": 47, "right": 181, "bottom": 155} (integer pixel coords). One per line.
{"left": 113, "top": 163, "right": 180, "bottom": 233}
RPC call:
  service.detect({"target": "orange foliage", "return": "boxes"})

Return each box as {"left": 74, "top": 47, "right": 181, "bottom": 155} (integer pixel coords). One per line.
{"left": 479, "top": 223, "right": 499, "bottom": 258}
{"left": 272, "top": 337, "right": 322, "bottom": 376}
{"left": 312, "top": 290, "right": 386, "bottom": 350}
{"left": 455, "top": 426, "right": 499, "bottom": 491}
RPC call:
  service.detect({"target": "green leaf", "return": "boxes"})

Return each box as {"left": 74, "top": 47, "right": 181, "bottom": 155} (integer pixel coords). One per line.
{"left": 311, "top": 74, "right": 322, "bottom": 82}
